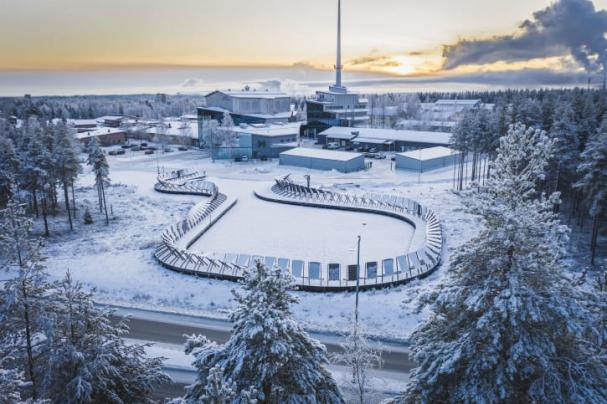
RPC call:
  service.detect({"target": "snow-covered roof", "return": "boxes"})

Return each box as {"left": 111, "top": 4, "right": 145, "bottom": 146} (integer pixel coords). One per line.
{"left": 232, "top": 122, "right": 301, "bottom": 137}
{"left": 434, "top": 99, "right": 481, "bottom": 106}
{"left": 198, "top": 106, "right": 293, "bottom": 120}
{"left": 75, "top": 127, "right": 125, "bottom": 140}
{"left": 397, "top": 119, "right": 457, "bottom": 128}
{"left": 145, "top": 120, "right": 198, "bottom": 139}
{"left": 280, "top": 147, "right": 363, "bottom": 162}
{"left": 97, "top": 115, "right": 124, "bottom": 121}
{"left": 206, "top": 90, "right": 290, "bottom": 100}
{"left": 397, "top": 146, "right": 459, "bottom": 161}
{"left": 321, "top": 126, "right": 451, "bottom": 145}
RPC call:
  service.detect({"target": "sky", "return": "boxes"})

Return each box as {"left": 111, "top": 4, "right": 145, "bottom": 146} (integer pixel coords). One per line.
{"left": 2, "top": 0, "right": 607, "bottom": 95}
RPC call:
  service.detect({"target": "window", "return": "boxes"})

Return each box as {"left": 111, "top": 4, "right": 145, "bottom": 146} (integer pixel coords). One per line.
{"left": 383, "top": 259, "right": 394, "bottom": 275}
{"left": 292, "top": 260, "right": 304, "bottom": 277}
{"left": 366, "top": 262, "right": 378, "bottom": 279}
{"left": 309, "top": 262, "right": 321, "bottom": 279}
{"left": 328, "top": 263, "right": 340, "bottom": 281}
{"left": 347, "top": 265, "right": 358, "bottom": 281}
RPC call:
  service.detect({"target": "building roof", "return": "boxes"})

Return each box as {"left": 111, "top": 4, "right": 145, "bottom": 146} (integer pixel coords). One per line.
{"left": 231, "top": 122, "right": 301, "bottom": 137}
{"left": 434, "top": 99, "right": 481, "bottom": 106}
{"left": 198, "top": 106, "right": 293, "bottom": 120}
{"left": 321, "top": 126, "right": 452, "bottom": 146}
{"left": 397, "top": 146, "right": 459, "bottom": 161}
{"left": 206, "top": 90, "right": 290, "bottom": 100}
{"left": 76, "top": 127, "right": 125, "bottom": 140}
{"left": 145, "top": 120, "right": 198, "bottom": 139}
{"left": 280, "top": 147, "right": 363, "bottom": 162}
{"left": 97, "top": 115, "right": 124, "bottom": 121}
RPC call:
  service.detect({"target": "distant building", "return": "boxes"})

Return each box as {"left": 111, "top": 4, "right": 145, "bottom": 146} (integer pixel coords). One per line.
{"left": 211, "top": 122, "right": 301, "bottom": 160}
{"left": 395, "top": 146, "right": 460, "bottom": 172}
{"left": 396, "top": 119, "right": 456, "bottom": 133}
{"left": 144, "top": 119, "right": 198, "bottom": 146}
{"left": 302, "top": 0, "right": 369, "bottom": 138}
{"left": 279, "top": 147, "right": 365, "bottom": 173}
{"left": 319, "top": 126, "right": 452, "bottom": 152}
{"left": 198, "top": 88, "right": 294, "bottom": 148}
{"left": 96, "top": 116, "right": 125, "bottom": 128}
{"left": 420, "top": 99, "right": 494, "bottom": 122}
{"left": 76, "top": 128, "right": 126, "bottom": 146}
{"left": 155, "top": 93, "right": 168, "bottom": 103}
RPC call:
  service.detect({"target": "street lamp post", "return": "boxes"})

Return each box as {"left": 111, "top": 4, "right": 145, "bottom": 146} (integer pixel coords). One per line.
{"left": 355, "top": 234, "right": 361, "bottom": 326}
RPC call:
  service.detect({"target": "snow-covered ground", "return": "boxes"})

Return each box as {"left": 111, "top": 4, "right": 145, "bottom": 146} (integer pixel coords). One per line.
{"left": 36, "top": 148, "right": 481, "bottom": 341}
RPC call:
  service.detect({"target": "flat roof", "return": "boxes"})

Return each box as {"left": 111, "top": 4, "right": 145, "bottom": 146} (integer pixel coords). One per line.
{"left": 397, "top": 146, "right": 459, "bottom": 161}
{"left": 232, "top": 122, "right": 301, "bottom": 137}
{"left": 321, "top": 126, "right": 451, "bottom": 145}
{"left": 206, "top": 90, "right": 290, "bottom": 100}
{"left": 76, "top": 127, "right": 125, "bottom": 140}
{"left": 198, "top": 106, "right": 292, "bottom": 120}
{"left": 280, "top": 147, "right": 363, "bottom": 162}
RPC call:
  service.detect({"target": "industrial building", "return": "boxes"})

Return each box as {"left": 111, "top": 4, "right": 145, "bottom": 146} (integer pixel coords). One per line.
{"left": 279, "top": 147, "right": 365, "bottom": 173}
{"left": 395, "top": 146, "right": 459, "bottom": 172}
{"left": 318, "top": 126, "right": 452, "bottom": 151}
{"left": 212, "top": 122, "right": 301, "bottom": 160}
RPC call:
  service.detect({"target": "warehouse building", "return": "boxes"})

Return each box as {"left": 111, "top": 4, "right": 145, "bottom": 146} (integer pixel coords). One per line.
{"left": 212, "top": 122, "right": 301, "bottom": 160}
{"left": 279, "top": 147, "right": 365, "bottom": 173}
{"left": 318, "top": 126, "right": 452, "bottom": 151}
{"left": 395, "top": 146, "right": 459, "bottom": 172}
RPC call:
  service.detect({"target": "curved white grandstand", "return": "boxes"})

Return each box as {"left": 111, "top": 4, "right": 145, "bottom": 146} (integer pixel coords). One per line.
{"left": 154, "top": 171, "right": 443, "bottom": 291}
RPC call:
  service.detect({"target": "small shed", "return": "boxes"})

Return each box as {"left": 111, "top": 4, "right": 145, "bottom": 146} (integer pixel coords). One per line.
{"left": 395, "top": 146, "right": 459, "bottom": 172}
{"left": 279, "top": 147, "right": 365, "bottom": 173}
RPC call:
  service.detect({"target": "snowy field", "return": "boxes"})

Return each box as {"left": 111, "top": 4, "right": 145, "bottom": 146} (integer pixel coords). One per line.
{"left": 194, "top": 177, "right": 415, "bottom": 264}
{"left": 36, "top": 148, "right": 481, "bottom": 341}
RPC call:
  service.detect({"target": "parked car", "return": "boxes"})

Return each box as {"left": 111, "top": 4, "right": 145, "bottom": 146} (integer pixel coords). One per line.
{"left": 163, "top": 147, "right": 173, "bottom": 153}
{"left": 369, "top": 147, "right": 378, "bottom": 153}
{"left": 144, "top": 150, "right": 154, "bottom": 155}
{"left": 177, "top": 146, "right": 188, "bottom": 151}
{"left": 131, "top": 146, "right": 141, "bottom": 151}
{"left": 121, "top": 144, "right": 131, "bottom": 149}
{"left": 116, "top": 149, "right": 126, "bottom": 155}
{"left": 140, "top": 142, "right": 148, "bottom": 147}
{"left": 364, "top": 152, "right": 376, "bottom": 158}
{"left": 108, "top": 150, "right": 118, "bottom": 156}
{"left": 374, "top": 153, "right": 387, "bottom": 160}
{"left": 327, "top": 142, "right": 340, "bottom": 150}
{"left": 147, "top": 146, "right": 158, "bottom": 151}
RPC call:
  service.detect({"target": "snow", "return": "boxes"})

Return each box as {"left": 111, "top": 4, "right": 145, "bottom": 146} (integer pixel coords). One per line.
{"left": 321, "top": 126, "right": 452, "bottom": 146}
{"left": 192, "top": 178, "right": 416, "bottom": 264}
{"left": 397, "top": 146, "right": 459, "bottom": 161}
{"left": 76, "top": 127, "right": 125, "bottom": 140}
{"left": 280, "top": 147, "right": 363, "bottom": 162}
{"left": 231, "top": 122, "right": 301, "bottom": 137}
{"left": 30, "top": 147, "right": 480, "bottom": 341}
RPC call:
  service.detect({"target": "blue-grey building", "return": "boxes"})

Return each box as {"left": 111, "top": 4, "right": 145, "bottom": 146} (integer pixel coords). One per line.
{"left": 211, "top": 122, "right": 301, "bottom": 160}
{"left": 395, "top": 146, "right": 459, "bottom": 172}
{"left": 279, "top": 147, "right": 365, "bottom": 173}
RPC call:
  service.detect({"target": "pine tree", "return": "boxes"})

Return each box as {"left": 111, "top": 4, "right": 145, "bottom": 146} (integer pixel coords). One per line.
{"left": 45, "top": 271, "right": 170, "bottom": 403}
{"left": 87, "top": 137, "right": 110, "bottom": 224}
{"left": 178, "top": 262, "right": 344, "bottom": 403}
{"left": 549, "top": 101, "right": 579, "bottom": 192}
{"left": 576, "top": 116, "right": 607, "bottom": 264}
{"left": 52, "top": 122, "right": 80, "bottom": 230}
{"left": 0, "top": 136, "right": 19, "bottom": 208}
{"left": 391, "top": 124, "right": 607, "bottom": 403}
{"left": 0, "top": 201, "right": 54, "bottom": 400}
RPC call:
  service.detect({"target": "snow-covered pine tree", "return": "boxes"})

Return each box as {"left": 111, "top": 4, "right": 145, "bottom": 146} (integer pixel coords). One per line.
{"left": 0, "top": 136, "right": 19, "bottom": 208}
{"left": 575, "top": 115, "right": 607, "bottom": 264}
{"left": 549, "top": 101, "right": 579, "bottom": 191}
{"left": 177, "top": 262, "right": 344, "bottom": 403}
{"left": 45, "top": 271, "right": 170, "bottom": 403}
{"left": 52, "top": 121, "right": 81, "bottom": 230}
{"left": 390, "top": 123, "right": 607, "bottom": 403}
{"left": 0, "top": 201, "right": 54, "bottom": 401}
{"left": 86, "top": 137, "right": 110, "bottom": 224}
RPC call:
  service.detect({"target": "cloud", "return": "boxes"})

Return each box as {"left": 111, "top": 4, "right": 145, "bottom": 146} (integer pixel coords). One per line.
{"left": 181, "top": 78, "right": 201, "bottom": 87}
{"left": 443, "top": 0, "right": 607, "bottom": 73}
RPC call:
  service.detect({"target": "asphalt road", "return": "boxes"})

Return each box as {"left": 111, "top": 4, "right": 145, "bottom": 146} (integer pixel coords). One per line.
{"left": 110, "top": 306, "right": 414, "bottom": 401}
